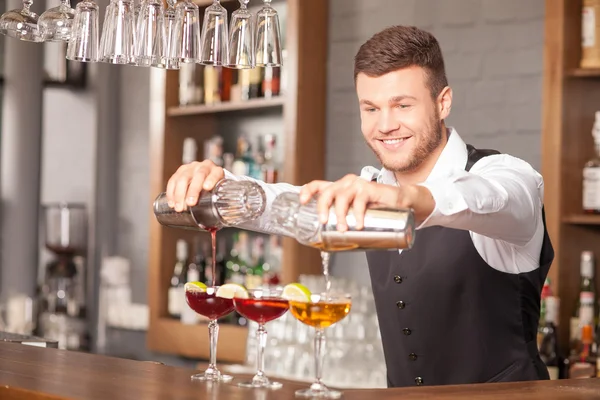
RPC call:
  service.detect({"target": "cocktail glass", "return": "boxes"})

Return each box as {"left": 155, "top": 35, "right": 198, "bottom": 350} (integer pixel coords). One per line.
{"left": 233, "top": 287, "right": 289, "bottom": 389}
{"left": 185, "top": 283, "right": 235, "bottom": 382}
{"left": 288, "top": 291, "right": 352, "bottom": 398}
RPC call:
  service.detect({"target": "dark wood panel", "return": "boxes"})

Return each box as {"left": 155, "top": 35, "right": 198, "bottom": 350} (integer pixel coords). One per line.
{"left": 1, "top": 343, "right": 600, "bottom": 400}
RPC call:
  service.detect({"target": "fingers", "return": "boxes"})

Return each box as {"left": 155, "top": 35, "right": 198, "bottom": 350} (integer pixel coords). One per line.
{"left": 315, "top": 174, "right": 360, "bottom": 231}
{"left": 352, "top": 189, "right": 369, "bottom": 230}
{"left": 299, "top": 180, "right": 332, "bottom": 204}
{"left": 166, "top": 160, "right": 223, "bottom": 211}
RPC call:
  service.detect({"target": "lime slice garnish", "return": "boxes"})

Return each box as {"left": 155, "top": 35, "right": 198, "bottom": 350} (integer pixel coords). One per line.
{"left": 215, "top": 283, "right": 249, "bottom": 299}
{"left": 282, "top": 283, "right": 312, "bottom": 301}
{"left": 184, "top": 281, "right": 207, "bottom": 292}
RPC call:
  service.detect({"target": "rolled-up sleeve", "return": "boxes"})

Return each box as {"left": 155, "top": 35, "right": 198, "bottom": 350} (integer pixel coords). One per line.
{"left": 417, "top": 154, "right": 543, "bottom": 247}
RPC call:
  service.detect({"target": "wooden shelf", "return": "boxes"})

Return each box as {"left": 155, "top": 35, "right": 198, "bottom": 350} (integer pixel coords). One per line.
{"left": 562, "top": 214, "right": 600, "bottom": 225}
{"left": 147, "top": 318, "right": 247, "bottom": 363}
{"left": 542, "top": 0, "right": 600, "bottom": 356}
{"left": 167, "top": 97, "right": 285, "bottom": 117}
{"left": 566, "top": 68, "right": 600, "bottom": 78}
{"left": 147, "top": 0, "right": 328, "bottom": 362}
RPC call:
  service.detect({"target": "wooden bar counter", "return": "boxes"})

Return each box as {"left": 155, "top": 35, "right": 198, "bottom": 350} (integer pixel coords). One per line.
{"left": 1, "top": 342, "right": 600, "bottom": 400}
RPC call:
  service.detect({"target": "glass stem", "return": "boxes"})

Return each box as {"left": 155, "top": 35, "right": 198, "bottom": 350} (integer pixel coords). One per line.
{"left": 256, "top": 323, "right": 267, "bottom": 377}
{"left": 208, "top": 319, "right": 219, "bottom": 371}
{"left": 314, "top": 328, "right": 326, "bottom": 385}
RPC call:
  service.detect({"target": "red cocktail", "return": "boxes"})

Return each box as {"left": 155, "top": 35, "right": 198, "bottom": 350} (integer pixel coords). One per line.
{"left": 184, "top": 284, "right": 235, "bottom": 383}
{"left": 233, "top": 288, "right": 289, "bottom": 389}
{"left": 234, "top": 297, "right": 289, "bottom": 324}
{"left": 185, "top": 290, "right": 234, "bottom": 320}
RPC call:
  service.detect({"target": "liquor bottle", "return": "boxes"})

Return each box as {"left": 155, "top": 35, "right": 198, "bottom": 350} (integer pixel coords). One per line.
{"left": 270, "top": 192, "right": 416, "bottom": 251}
{"left": 262, "top": 134, "right": 278, "bottom": 183}
{"left": 238, "top": 69, "right": 251, "bottom": 101}
{"left": 182, "top": 137, "right": 197, "bottom": 165}
{"left": 583, "top": 111, "right": 600, "bottom": 213}
{"left": 179, "top": 63, "right": 199, "bottom": 106}
{"left": 571, "top": 251, "right": 597, "bottom": 343}
{"left": 193, "top": 64, "right": 205, "bottom": 105}
{"left": 262, "top": 67, "right": 280, "bottom": 98}
{"left": 249, "top": 66, "right": 263, "bottom": 98}
{"left": 204, "top": 66, "right": 220, "bottom": 105}
{"left": 168, "top": 239, "right": 188, "bottom": 319}
{"left": 220, "top": 67, "right": 232, "bottom": 103}
{"left": 568, "top": 324, "right": 597, "bottom": 378}
{"left": 538, "top": 295, "right": 560, "bottom": 380}
{"left": 581, "top": 0, "right": 600, "bottom": 69}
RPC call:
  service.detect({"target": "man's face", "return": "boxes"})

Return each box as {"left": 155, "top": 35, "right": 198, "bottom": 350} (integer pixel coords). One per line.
{"left": 356, "top": 66, "right": 450, "bottom": 173}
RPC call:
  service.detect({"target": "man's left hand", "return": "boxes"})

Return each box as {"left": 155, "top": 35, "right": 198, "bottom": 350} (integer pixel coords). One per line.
{"left": 299, "top": 174, "right": 435, "bottom": 231}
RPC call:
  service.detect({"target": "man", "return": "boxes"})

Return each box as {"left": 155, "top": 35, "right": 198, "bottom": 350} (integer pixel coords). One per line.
{"left": 165, "top": 25, "right": 554, "bottom": 388}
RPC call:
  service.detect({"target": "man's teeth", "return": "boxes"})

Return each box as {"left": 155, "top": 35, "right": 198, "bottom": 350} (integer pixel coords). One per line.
{"left": 383, "top": 138, "right": 405, "bottom": 144}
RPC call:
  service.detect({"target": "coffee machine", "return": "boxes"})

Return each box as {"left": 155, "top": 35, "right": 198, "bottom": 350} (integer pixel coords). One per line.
{"left": 35, "top": 203, "right": 89, "bottom": 351}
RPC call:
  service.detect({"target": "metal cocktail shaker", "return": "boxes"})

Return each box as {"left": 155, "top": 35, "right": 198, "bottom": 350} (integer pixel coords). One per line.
{"left": 270, "top": 192, "right": 415, "bottom": 251}
{"left": 153, "top": 179, "right": 267, "bottom": 231}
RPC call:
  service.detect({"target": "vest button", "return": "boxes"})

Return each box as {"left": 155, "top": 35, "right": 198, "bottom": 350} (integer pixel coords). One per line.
{"left": 409, "top": 352, "right": 418, "bottom": 361}
{"left": 415, "top": 376, "right": 423, "bottom": 386}
{"left": 394, "top": 275, "right": 403, "bottom": 283}
{"left": 403, "top": 328, "right": 411, "bottom": 335}
{"left": 396, "top": 301, "right": 405, "bottom": 309}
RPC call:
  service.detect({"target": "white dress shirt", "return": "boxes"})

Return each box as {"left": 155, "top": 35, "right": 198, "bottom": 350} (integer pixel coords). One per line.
{"left": 225, "top": 127, "right": 545, "bottom": 275}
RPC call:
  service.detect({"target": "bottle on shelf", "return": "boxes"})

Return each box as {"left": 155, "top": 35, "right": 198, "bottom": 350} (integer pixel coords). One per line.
{"left": 168, "top": 239, "right": 188, "bottom": 319}
{"left": 581, "top": 0, "right": 600, "bottom": 69}
{"left": 570, "top": 251, "right": 597, "bottom": 344}
{"left": 225, "top": 232, "right": 246, "bottom": 286}
{"left": 537, "top": 291, "right": 560, "bottom": 380}
{"left": 249, "top": 66, "right": 263, "bottom": 99}
{"left": 153, "top": 179, "right": 266, "bottom": 231}
{"left": 568, "top": 324, "right": 597, "bottom": 378}
{"left": 269, "top": 192, "right": 416, "bottom": 251}
{"left": 203, "top": 135, "right": 224, "bottom": 167}
{"left": 262, "top": 67, "right": 281, "bottom": 98}
{"left": 262, "top": 134, "right": 279, "bottom": 183}
{"left": 204, "top": 66, "right": 220, "bottom": 105}
{"left": 245, "top": 236, "right": 266, "bottom": 290}
{"left": 583, "top": 111, "right": 600, "bottom": 214}
{"left": 182, "top": 137, "right": 197, "bottom": 165}
{"left": 178, "top": 64, "right": 196, "bottom": 106}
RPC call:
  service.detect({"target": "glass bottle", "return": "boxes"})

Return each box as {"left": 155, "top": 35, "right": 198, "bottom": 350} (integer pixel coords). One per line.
{"left": 153, "top": 179, "right": 266, "bottom": 231}
{"left": 269, "top": 192, "right": 415, "bottom": 251}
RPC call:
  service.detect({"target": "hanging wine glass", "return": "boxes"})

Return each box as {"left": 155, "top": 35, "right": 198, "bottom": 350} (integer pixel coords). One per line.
{"left": 199, "top": 0, "right": 228, "bottom": 65}
{"left": 169, "top": 0, "right": 201, "bottom": 63}
{"left": 154, "top": 0, "right": 179, "bottom": 69}
{"left": 66, "top": 0, "right": 100, "bottom": 62}
{"left": 98, "top": 0, "right": 137, "bottom": 64}
{"left": 255, "top": 0, "right": 282, "bottom": 67}
{"left": 0, "top": 0, "right": 43, "bottom": 42}
{"left": 227, "top": 0, "right": 254, "bottom": 69}
{"left": 38, "top": 0, "right": 76, "bottom": 41}
{"left": 135, "top": 0, "right": 166, "bottom": 67}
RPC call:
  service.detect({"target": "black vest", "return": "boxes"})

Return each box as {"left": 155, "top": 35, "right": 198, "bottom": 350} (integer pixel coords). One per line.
{"left": 366, "top": 145, "right": 554, "bottom": 388}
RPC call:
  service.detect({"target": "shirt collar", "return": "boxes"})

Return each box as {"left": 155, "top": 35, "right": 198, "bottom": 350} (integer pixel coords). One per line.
{"left": 368, "top": 127, "right": 468, "bottom": 185}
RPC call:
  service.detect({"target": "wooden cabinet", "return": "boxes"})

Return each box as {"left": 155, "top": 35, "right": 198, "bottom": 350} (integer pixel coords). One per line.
{"left": 542, "top": 0, "right": 600, "bottom": 352}
{"left": 146, "top": 0, "right": 328, "bottom": 363}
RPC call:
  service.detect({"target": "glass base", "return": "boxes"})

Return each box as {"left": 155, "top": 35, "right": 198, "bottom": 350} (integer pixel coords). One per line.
{"left": 191, "top": 368, "right": 233, "bottom": 383}
{"left": 237, "top": 375, "right": 282, "bottom": 390}
{"left": 295, "top": 382, "right": 342, "bottom": 399}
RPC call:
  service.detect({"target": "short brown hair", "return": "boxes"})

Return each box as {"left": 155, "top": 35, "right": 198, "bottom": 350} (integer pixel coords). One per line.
{"left": 354, "top": 25, "right": 448, "bottom": 98}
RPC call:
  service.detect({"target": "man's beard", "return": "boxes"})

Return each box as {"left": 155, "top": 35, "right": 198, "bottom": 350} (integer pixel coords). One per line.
{"left": 368, "top": 114, "right": 444, "bottom": 173}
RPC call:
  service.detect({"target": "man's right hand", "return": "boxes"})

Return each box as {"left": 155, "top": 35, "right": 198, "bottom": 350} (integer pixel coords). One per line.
{"left": 165, "top": 160, "right": 225, "bottom": 211}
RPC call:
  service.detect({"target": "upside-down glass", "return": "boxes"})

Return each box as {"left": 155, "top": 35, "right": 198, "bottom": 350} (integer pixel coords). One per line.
{"left": 170, "top": 0, "right": 201, "bottom": 63}
{"left": 233, "top": 288, "right": 289, "bottom": 389}
{"left": 66, "top": 0, "right": 100, "bottom": 61}
{"left": 255, "top": 0, "right": 281, "bottom": 66}
{"left": 185, "top": 283, "right": 235, "bottom": 382}
{"left": 135, "top": 0, "right": 166, "bottom": 67}
{"left": 288, "top": 291, "right": 352, "bottom": 398}
{"left": 38, "top": 0, "right": 76, "bottom": 41}
{"left": 199, "top": 0, "right": 228, "bottom": 65}
{"left": 153, "top": 0, "right": 179, "bottom": 69}
{"left": 99, "top": 0, "right": 136, "bottom": 64}
{"left": 227, "top": 0, "right": 254, "bottom": 69}
{"left": 0, "top": 0, "right": 43, "bottom": 42}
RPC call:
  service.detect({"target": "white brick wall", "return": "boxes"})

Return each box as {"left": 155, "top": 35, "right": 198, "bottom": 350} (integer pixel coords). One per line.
{"left": 326, "top": 0, "right": 545, "bottom": 282}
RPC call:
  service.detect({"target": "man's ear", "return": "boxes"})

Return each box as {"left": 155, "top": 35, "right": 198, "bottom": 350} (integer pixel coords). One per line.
{"left": 437, "top": 86, "right": 452, "bottom": 120}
